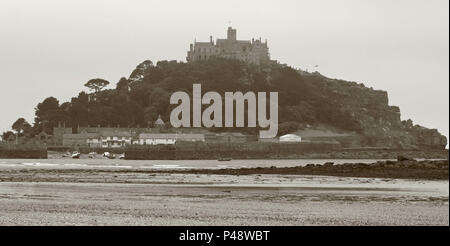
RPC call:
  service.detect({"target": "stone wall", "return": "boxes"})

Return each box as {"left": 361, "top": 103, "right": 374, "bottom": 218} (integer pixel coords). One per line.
{"left": 125, "top": 141, "right": 341, "bottom": 160}
{"left": 0, "top": 149, "right": 47, "bottom": 159}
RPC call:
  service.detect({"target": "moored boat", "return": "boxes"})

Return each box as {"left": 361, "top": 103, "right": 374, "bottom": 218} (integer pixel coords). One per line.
{"left": 71, "top": 152, "right": 81, "bottom": 159}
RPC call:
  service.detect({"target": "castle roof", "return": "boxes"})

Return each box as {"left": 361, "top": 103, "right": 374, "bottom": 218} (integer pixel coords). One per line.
{"left": 195, "top": 42, "right": 214, "bottom": 46}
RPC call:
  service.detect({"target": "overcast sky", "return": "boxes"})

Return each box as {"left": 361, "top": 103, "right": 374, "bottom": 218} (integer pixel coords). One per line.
{"left": 0, "top": 0, "right": 448, "bottom": 141}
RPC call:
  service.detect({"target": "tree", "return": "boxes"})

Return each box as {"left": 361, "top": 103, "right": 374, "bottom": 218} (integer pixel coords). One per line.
{"left": 35, "top": 97, "right": 60, "bottom": 122}
{"left": 84, "top": 78, "right": 110, "bottom": 93}
{"left": 148, "top": 88, "right": 170, "bottom": 115}
{"left": 278, "top": 122, "right": 299, "bottom": 136}
{"left": 34, "top": 97, "right": 62, "bottom": 134}
{"left": 68, "top": 92, "right": 89, "bottom": 127}
{"left": 12, "top": 118, "right": 31, "bottom": 136}
{"left": 144, "top": 106, "right": 158, "bottom": 127}
{"left": 284, "top": 102, "right": 316, "bottom": 123}
{"left": 2, "top": 131, "right": 14, "bottom": 142}
{"left": 116, "top": 77, "right": 130, "bottom": 92}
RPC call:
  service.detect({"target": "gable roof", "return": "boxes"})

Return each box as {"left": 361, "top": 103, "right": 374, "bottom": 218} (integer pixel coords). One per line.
{"left": 154, "top": 115, "right": 165, "bottom": 126}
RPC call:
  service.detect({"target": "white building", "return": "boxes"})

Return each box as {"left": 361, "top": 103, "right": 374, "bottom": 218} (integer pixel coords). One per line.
{"left": 100, "top": 132, "right": 132, "bottom": 148}
{"left": 138, "top": 133, "right": 205, "bottom": 145}
{"left": 279, "top": 134, "right": 302, "bottom": 143}
{"left": 85, "top": 131, "right": 132, "bottom": 148}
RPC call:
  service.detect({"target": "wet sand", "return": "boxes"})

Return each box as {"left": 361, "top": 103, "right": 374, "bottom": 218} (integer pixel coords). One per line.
{"left": 0, "top": 171, "right": 448, "bottom": 226}
{"left": 0, "top": 159, "right": 447, "bottom": 181}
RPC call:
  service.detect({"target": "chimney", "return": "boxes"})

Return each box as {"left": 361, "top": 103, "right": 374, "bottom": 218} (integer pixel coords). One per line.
{"left": 210, "top": 35, "right": 213, "bottom": 44}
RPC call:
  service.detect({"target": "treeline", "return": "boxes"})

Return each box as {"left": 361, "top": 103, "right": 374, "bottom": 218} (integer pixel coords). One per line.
{"left": 3, "top": 58, "right": 364, "bottom": 140}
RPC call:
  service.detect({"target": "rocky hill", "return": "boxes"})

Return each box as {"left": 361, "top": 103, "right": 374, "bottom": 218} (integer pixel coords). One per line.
{"left": 22, "top": 58, "right": 447, "bottom": 150}
{"left": 295, "top": 71, "right": 447, "bottom": 149}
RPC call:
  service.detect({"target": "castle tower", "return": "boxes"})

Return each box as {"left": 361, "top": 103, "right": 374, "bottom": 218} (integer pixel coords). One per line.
{"left": 227, "top": 26, "right": 236, "bottom": 41}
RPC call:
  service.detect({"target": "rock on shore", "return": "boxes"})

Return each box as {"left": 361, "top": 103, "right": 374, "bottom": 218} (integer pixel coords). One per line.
{"left": 176, "top": 159, "right": 449, "bottom": 180}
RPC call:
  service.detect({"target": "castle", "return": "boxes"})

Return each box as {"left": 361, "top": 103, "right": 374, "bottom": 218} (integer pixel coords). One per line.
{"left": 187, "top": 27, "right": 271, "bottom": 65}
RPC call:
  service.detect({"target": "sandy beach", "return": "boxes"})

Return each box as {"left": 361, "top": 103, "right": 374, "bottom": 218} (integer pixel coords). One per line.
{"left": 0, "top": 167, "right": 448, "bottom": 226}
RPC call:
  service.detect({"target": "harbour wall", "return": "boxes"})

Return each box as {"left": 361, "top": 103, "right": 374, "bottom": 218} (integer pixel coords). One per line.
{"left": 124, "top": 141, "right": 341, "bottom": 160}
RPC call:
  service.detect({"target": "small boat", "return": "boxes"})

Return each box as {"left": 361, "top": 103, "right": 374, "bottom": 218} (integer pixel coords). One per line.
{"left": 118, "top": 154, "right": 125, "bottom": 159}
{"left": 103, "top": 152, "right": 116, "bottom": 159}
{"left": 71, "top": 152, "right": 81, "bottom": 159}
{"left": 62, "top": 151, "right": 71, "bottom": 158}
{"left": 88, "top": 152, "right": 96, "bottom": 159}
{"left": 218, "top": 157, "right": 232, "bottom": 161}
